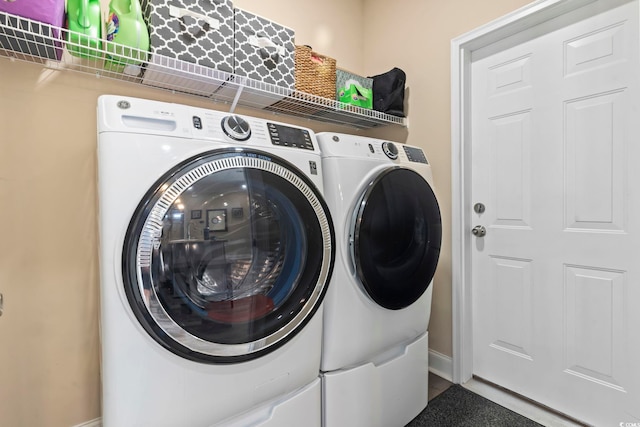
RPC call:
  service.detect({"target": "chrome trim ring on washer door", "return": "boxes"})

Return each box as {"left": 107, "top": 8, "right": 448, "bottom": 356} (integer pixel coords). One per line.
{"left": 123, "top": 149, "right": 334, "bottom": 363}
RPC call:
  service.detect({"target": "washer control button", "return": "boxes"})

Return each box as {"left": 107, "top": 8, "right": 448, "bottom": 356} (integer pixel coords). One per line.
{"left": 382, "top": 141, "right": 399, "bottom": 159}
{"left": 192, "top": 116, "right": 202, "bottom": 130}
{"left": 221, "top": 115, "right": 251, "bottom": 141}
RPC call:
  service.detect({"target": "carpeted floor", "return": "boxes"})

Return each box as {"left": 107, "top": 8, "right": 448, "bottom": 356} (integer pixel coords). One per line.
{"left": 406, "top": 385, "right": 544, "bottom": 426}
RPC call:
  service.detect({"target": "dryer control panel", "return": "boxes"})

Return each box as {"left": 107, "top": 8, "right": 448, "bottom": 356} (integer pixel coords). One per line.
{"left": 382, "top": 141, "right": 399, "bottom": 159}
{"left": 403, "top": 146, "right": 428, "bottom": 164}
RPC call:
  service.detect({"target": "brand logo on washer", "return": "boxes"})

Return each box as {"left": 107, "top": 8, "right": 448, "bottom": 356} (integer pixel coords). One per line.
{"left": 117, "top": 100, "right": 131, "bottom": 109}
{"left": 309, "top": 161, "right": 318, "bottom": 175}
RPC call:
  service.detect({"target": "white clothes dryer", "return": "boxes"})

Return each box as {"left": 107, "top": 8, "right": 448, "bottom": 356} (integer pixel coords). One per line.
{"left": 97, "top": 96, "right": 334, "bottom": 427}
{"left": 316, "top": 133, "right": 441, "bottom": 427}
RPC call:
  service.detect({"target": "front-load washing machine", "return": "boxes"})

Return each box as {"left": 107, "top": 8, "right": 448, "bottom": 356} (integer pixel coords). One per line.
{"left": 97, "top": 95, "right": 334, "bottom": 427}
{"left": 316, "top": 133, "right": 441, "bottom": 427}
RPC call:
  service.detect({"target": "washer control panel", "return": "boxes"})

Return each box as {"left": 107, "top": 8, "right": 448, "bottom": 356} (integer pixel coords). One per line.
{"left": 267, "top": 122, "right": 314, "bottom": 150}
{"left": 186, "top": 106, "right": 318, "bottom": 153}
{"left": 221, "top": 115, "right": 252, "bottom": 141}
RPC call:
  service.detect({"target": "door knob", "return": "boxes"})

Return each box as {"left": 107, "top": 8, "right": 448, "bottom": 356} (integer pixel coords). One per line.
{"left": 0, "top": 293, "right": 3, "bottom": 317}
{"left": 472, "top": 225, "right": 486, "bottom": 237}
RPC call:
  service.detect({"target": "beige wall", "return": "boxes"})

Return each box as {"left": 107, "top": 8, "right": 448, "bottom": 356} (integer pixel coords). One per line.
{"left": 0, "top": 0, "right": 529, "bottom": 425}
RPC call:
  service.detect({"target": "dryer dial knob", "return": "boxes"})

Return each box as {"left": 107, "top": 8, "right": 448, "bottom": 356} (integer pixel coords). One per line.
{"left": 382, "top": 141, "right": 399, "bottom": 160}
{"left": 222, "top": 115, "right": 251, "bottom": 141}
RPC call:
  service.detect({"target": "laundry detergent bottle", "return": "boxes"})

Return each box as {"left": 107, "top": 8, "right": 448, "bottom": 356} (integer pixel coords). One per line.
{"left": 105, "top": 0, "right": 149, "bottom": 75}
{"left": 67, "top": 0, "right": 102, "bottom": 58}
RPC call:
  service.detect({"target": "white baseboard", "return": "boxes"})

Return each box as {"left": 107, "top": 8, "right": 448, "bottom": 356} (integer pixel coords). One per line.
{"left": 71, "top": 418, "right": 101, "bottom": 427}
{"left": 428, "top": 349, "right": 453, "bottom": 382}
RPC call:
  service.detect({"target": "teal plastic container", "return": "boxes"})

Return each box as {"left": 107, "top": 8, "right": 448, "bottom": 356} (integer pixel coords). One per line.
{"left": 104, "top": 0, "right": 149, "bottom": 74}
{"left": 67, "top": 0, "right": 102, "bottom": 59}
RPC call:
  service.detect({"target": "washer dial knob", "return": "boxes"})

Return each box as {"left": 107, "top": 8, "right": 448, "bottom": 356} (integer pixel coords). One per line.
{"left": 382, "top": 141, "right": 399, "bottom": 160}
{"left": 221, "top": 115, "right": 251, "bottom": 141}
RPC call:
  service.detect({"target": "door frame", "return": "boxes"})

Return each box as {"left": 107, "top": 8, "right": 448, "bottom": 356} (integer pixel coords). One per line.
{"left": 450, "top": 0, "right": 612, "bottom": 384}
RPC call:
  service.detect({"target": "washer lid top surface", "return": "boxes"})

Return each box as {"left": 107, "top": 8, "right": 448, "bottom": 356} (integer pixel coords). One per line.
{"left": 123, "top": 148, "right": 334, "bottom": 363}
{"left": 352, "top": 167, "right": 441, "bottom": 310}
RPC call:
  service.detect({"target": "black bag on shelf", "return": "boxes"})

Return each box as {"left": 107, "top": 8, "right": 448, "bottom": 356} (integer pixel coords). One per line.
{"left": 369, "top": 67, "right": 406, "bottom": 117}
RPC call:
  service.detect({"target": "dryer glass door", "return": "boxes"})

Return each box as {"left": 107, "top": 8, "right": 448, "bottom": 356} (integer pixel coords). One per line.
{"left": 122, "top": 149, "right": 334, "bottom": 363}
{"left": 352, "top": 168, "right": 441, "bottom": 310}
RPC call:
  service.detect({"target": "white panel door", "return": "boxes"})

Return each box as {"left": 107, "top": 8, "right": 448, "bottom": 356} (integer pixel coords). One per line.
{"left": 470, "top": 1, "right": 640, "bottom": 425}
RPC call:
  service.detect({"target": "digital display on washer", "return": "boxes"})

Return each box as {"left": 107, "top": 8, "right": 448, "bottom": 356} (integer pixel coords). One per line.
{"left": 403, "top": 146, "right": 428, "bottom": 164}
{"left": 267, "top": 123, "right": 314, "bottom": 150}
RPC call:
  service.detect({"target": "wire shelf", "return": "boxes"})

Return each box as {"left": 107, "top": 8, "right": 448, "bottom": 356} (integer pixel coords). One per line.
{"left": 0, "top": 11, "right": 406, "bottom": 129}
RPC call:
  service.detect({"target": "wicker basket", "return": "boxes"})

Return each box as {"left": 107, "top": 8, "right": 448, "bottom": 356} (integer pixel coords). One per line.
{"left": 295, "top": 45, "right": 336, "bottom": 99}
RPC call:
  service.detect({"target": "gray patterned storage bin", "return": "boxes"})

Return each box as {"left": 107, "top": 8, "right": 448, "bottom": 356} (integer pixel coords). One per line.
{"left": 233, "top": 9, "right": 295, "bottom": 91}
{"left": 141, "top": 0, "right": 234, "bottom": 95}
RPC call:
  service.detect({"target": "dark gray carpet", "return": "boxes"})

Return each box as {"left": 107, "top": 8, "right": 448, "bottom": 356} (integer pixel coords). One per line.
{"left": 405, "top": 385, "right": 544, "bottom": 426}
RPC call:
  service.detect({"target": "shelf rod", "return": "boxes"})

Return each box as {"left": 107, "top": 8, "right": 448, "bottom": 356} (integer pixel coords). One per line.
{"left": 229, "top": 77, "right": 245, "bottom": 114}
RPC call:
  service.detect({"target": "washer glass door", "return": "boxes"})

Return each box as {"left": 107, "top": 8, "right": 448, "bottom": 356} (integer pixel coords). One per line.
{"left": 123, "top": 149, "right": 334, "bottom": 363}
{"left": 351, "top": 168, "right": 441, "bottom": 310}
